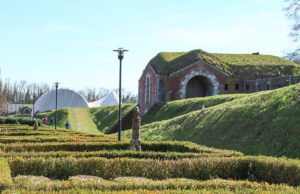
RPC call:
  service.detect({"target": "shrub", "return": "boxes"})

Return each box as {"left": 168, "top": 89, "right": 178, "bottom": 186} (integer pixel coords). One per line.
{"left": 8, "top": 156, "right": 300, "bottom": 186}
{"left": 0, "top": 117, "right": 41, "bottom": 126}
{"left": 0, "top": 158, "right": 14, "bottom": 192}
{"left": 1, "top": 150, "right": 241, "bottom": 160}
{"left": 1, "top": 141, "right": 240, "bottom": 154}
{"left": 12, "top": 177, "right": 296, "bottom": 192}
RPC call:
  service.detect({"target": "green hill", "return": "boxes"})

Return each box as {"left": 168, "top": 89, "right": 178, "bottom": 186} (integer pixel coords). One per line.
{"left": 89, "top": 104, "right": 137, "bottom": 133}
{"left": 36, "top": 104, "right": 136, "bottom": 134}
{"left": 142, "top": 94, "right": 246, "bottom": 125}
{"left": 123, "top": 83, "right": 300, "bottom": 158}
{"left": 68, "top": 108, "right": 99, "bottom": 133}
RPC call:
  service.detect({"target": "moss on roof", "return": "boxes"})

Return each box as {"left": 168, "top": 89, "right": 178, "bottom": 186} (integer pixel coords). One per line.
{"left": 149, "top": 50, "right": 300, "bottom": 79}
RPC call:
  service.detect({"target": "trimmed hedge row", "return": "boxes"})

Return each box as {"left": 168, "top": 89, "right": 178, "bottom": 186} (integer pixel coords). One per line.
{"left": 0, "top": 130, "right": 87, "bottom": 137}
{"left": 0, "top": 136, "right": 118, "bottom": 144}
{"left": 13, "top": 188, "right": 300, "bottom": 194}
{"left": 0, "top": 132, "right": 53, "bottom": 136}
{"left": 0, "top": 158, "right": 14, "bottom": 192}
{"left": 0, "top": 117, "right": 41, "bottom": 126}
{"left": 13, "top": 176, "right": 295, "bottom": 192}
{"left": 1, "top": 141, "right": 241, "bottom": 154}
{"left": 1, "top": 150, "right": 241, "bottom": 160}
{"left": 8, "top": 156, "right": 300, "bottom": 186}
{"left": 1, "top": 142, "right": 127, "bottom": 152}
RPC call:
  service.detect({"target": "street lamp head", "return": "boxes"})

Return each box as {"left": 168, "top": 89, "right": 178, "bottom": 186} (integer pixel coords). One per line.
{"left": 54, "top": 82, "right": 60, "bottom": 88}
{"left": 113, "top": 48, "right": 128, "bottom": 59}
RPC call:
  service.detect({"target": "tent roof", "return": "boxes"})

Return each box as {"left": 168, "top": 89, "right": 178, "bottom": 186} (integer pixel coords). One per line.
{"left": 88, "top": 92, "right": 119, "bottom": 108}
{"left": 33, "top": 89, "right": 89, "bottom": 114}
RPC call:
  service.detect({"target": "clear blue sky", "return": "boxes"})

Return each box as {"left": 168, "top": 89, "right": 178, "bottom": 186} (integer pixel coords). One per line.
{"left": 0, "top": 0, "right": 293, "bottom": 94}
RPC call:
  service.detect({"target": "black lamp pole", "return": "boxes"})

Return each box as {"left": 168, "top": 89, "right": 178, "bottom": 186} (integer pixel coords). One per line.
{"left": 113, "top": 48, "right": 128, "bottom": 141}
{"left": 22, "top": 100, "right": 24, "bottom": 117}
{"left": 32, "top": 94, "right": 36, "bottom": 118}
{"left": 55, "top": 82, "right": 59, "bottom": 129}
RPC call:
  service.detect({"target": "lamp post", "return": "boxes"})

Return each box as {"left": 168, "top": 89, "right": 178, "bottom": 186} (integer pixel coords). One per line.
{"left": 32, "top": 94, "right": 36, "bottom": 118}
{"left": 113, "top": 48, "right": 128, "bottom": 141}
{"left": 54, "top": 82, "right": 59, "bottom": 129}
{"left": 21, "top": 100, "right": 24, "bottom": 117}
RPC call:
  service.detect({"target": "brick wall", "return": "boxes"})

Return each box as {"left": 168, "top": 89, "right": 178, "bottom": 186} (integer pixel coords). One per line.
{"left": 138, "top": 64, "right": 159, "bottom": 116}
{"left": 138, "top": 59, "right": 300, "bottom": 117}
{"left": 166, "top": 61, "right": 229, "bottom": 100}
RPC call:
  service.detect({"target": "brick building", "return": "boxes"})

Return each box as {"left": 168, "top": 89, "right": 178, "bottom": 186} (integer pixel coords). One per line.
{"left": 138, "top": 49, "right": 300, "bottom": 116}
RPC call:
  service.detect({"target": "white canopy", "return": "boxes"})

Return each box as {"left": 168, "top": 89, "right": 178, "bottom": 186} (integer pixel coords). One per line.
{"left": 88, "top": 92, "right": 119, "bottom": 108}
{"left": 33, "top": 89, "right": 89, "bottom": 115}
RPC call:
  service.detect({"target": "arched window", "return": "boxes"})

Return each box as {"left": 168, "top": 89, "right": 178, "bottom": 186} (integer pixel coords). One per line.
{"left": 224, "top": 84, "right": 228, "bottom": 90}
{"left": 158, "top": 79, "right": 165, "bottom": 101}
{"left": 145, "top": 76, "right": 150, "bottom": 105}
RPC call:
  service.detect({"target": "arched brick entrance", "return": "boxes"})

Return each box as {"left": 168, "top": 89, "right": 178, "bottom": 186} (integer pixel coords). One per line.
{"left": 185, "top": 76, "right": 213, "bottom": 98}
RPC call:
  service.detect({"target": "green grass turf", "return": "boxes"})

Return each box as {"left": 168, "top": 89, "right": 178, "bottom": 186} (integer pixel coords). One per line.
{"left": 123, "top": 83, "right": 300, "bottom": 158}
{"left": 36, "top": 104, "right": 136, "bottom": 134}
{"left": 89, "top": 104, "right": 137, "bottom": 133}
{"left": 67, "top": 108, "right": 98, "bottom": 133}
{"left": 149, "top": 49, "right": 300, "bottom": 79}
{"left": 142, "top": 94, "right": 246, "bottom": 125}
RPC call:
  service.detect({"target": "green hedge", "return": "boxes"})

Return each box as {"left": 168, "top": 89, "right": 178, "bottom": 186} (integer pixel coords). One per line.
{"left": 0, "top": 158, "right": 14, "bottom": 192}
{"left": 1, "top": 150, "right": 242, "bottom": 160}
{"left": 14, "top": 188, "right": 300, "bottom": 194}
{"left": 3, "top": 142, "right": 129, "bottom": 152}
{"left": 13, "top": 114, "right": 32, "bottom": 118}
{"left": 8, "top": 156, "right": 300, "bottom": 186}
{"left": 0, "top": 136, "right": 117, "bottom": 144}
{"left": 0, "top": 117, "right": 41, "bottom": 126}
{"left": 13, "top": 176, "right": 296, "bottom": 192}
{"left": 1, "top": 141, "right": 240, "bottom": 154}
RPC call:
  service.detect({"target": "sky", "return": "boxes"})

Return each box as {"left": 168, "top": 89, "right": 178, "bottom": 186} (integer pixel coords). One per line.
{"left": 0, "top": 0, "right": 295, "bottom": 94}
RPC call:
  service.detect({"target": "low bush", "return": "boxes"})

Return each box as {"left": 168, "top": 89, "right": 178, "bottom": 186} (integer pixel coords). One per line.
{"left": 13, "top": 176, "right": 296, "bottom": 192}
{"left": 0, "top": 136, "right": 117, "bottom": 144}
{"left": 0, "top": 158, "right": 14, "bottom": 192}
{"left": 1, "top": 150, "right": 241, "bottom": 159}
{"left": 0, "top": 132, "right": 52, "bottom": 136}
{"left": 3, "top": 142, "right": 129, "bottom": 152}
{"left": 2, "top": 141, "right": 240, "bottom": 154}
{"left": 8, "top": 156, "right": 300, "bottom": 186}
{"left": 12, "top": 189, "right": 300, "bottom": 194}
{"left": 0, "top": 117, "right": 41, "bottom": 126}
{"left": 13, "top": 114, "right": 32, "bottom": 118}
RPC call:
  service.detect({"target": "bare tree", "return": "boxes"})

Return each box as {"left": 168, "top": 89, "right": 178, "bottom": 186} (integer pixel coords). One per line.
{"left": 0, "top": 79, "right": 7, "bottom": 115}
{"left": 285, "top": 0, "right": 300, "bottom": 63}
{"left": 78, "top": 87, "right": 109, "bottom": 102}
{"left": 112, "top": 88, "right": 138, "bottom": 104}
{"left": 2, "top": 79, "right": 137, "bottom": 104}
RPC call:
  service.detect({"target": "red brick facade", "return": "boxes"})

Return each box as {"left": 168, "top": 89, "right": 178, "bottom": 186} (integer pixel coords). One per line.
{"left": 138, "top": 60, "right": 300, "bottom": 116}
{"left": 138, "top": 64, "right": 159, "bottom": 116}
{"left": 166, "top": 61, "right": 229, "bottom": 100}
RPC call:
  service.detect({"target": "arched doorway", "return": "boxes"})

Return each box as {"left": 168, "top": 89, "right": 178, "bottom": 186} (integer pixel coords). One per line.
{"left": 186, "top": 76, "right": 213, "bottom": 98}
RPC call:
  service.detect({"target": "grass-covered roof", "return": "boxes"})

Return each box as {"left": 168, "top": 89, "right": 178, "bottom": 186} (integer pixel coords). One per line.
{"left": 149, "top": 49, "right": 300, "bottom": 79}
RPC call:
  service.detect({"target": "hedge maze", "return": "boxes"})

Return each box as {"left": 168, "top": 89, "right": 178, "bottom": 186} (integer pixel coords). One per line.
{"left": 0, "top": 124, "right": 299, "bottom": 193}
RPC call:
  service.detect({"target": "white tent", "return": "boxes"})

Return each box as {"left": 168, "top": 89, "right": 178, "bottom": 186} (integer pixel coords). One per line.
{"left": 33, "top": 89, "right": 89, "bottom": 115}
{"left": 88, "top": 92, "right": 119, "bottom": 108}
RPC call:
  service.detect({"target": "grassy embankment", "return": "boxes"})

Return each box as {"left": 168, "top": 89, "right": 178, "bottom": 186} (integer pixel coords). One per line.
{"left": 123, "top": 83, "right": 300, "bottom": 158}
{"left": 37, "top": 104, "right": 136, "bottom": 134}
